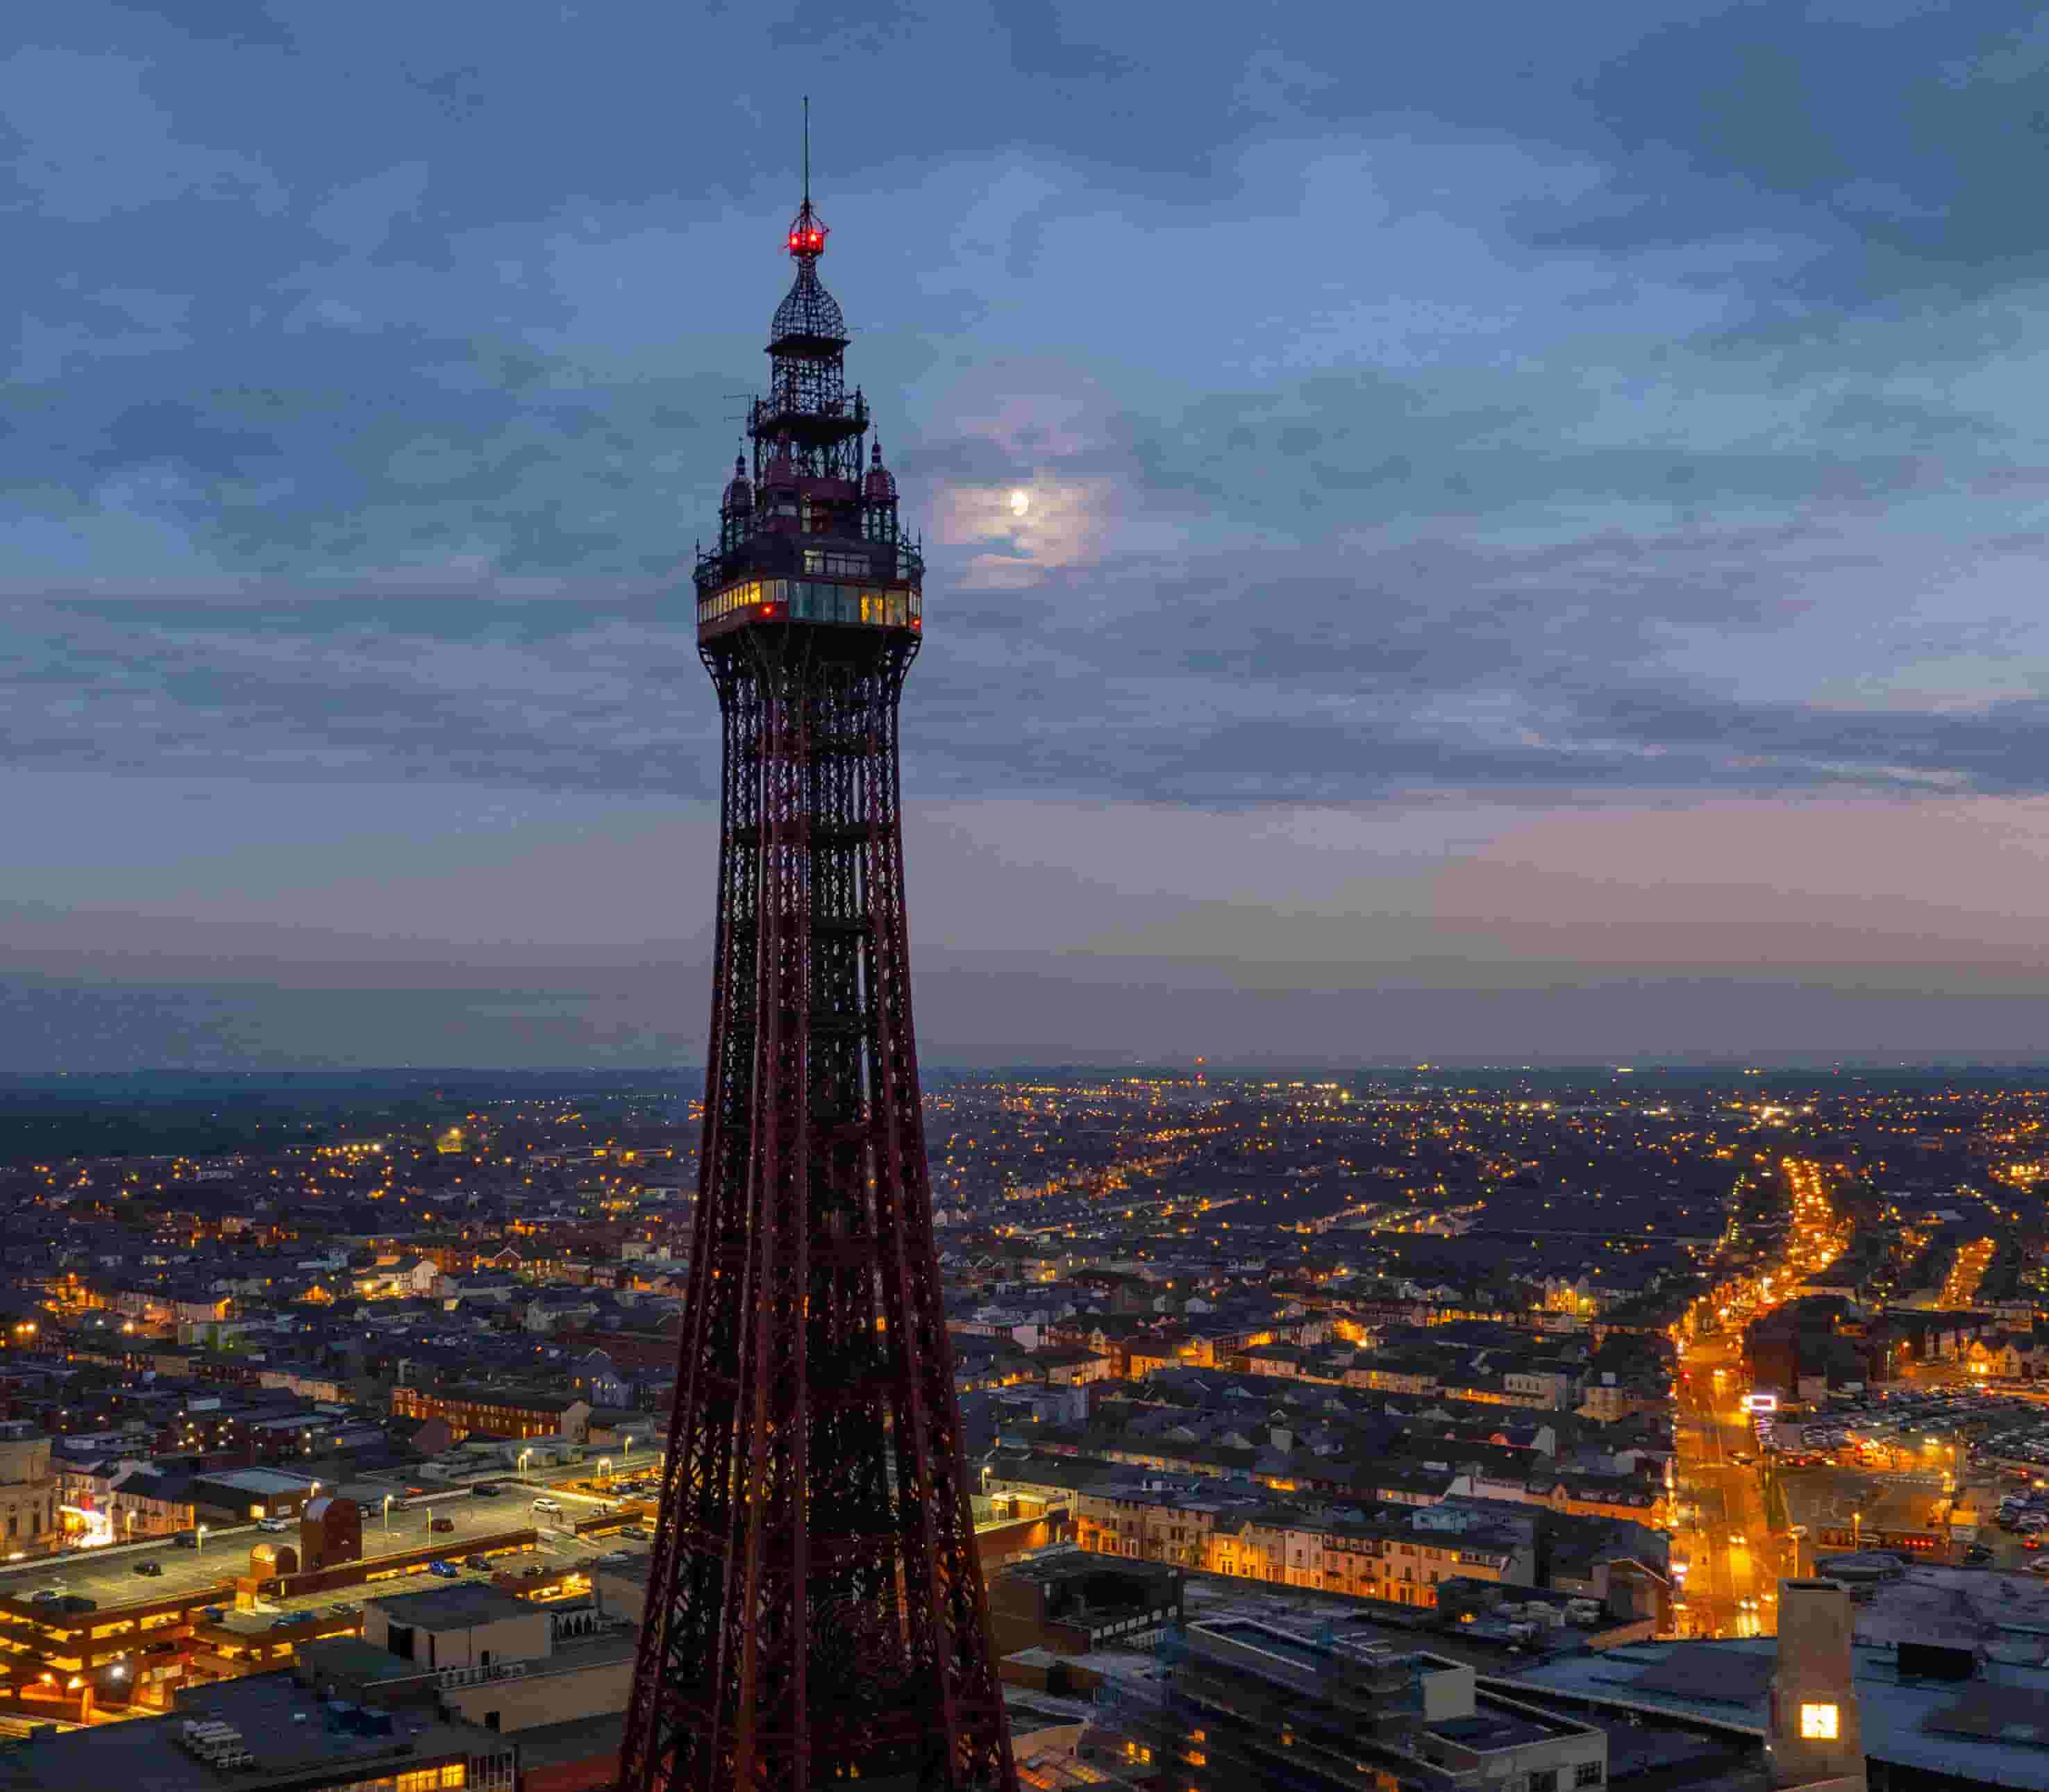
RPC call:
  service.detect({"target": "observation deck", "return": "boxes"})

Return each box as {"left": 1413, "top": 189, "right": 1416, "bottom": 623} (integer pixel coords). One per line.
{"left": 694, "top": 535, "right": 923, "bottom": 642}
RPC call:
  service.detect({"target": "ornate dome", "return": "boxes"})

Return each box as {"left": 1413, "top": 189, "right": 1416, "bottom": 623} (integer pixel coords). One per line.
{"left": 770, "top": 259, "right": 847, "bottom": 346}
{"left": 864, "top": 437, "right": 896, "bottom": 501}
{"left": 722, "top": 453, "right": 753, "bottom": 511}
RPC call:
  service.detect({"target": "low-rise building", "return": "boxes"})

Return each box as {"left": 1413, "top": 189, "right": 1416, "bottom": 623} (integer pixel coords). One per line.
{"left": 387, "top": 1386, "right": 592, "bottom": 1445}
{"left": 0, "top": 1664, "right": 515, "bottom": 1792}
{"left": 1073, "top": 1480, "right": 1537, "bottom": 1611}
{"left": 989, "top": 1544, "right": 1184, "bottom": 1657}
{"left": 1083, "top": 1614, "right": 1608, "bottom": 1792}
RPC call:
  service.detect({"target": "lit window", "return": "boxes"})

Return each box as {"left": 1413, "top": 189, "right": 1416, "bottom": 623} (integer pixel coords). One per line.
{"left": 1800, "top": 1703, "right": 1839, "bottom": 1741}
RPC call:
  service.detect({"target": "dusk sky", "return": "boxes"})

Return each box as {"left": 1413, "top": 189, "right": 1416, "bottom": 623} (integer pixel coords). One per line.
{"left": 8, "top": 1, "right": 2049, "bottom": 1068}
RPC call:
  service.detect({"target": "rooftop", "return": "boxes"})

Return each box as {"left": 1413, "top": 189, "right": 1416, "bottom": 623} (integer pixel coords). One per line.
{"left": 1502, "top": 1635, "right": 2049, "bottom": 1791}
{"left": 0, "top": 1668, "right": 499, "bottom": 1792}
{"left": 366, "top": 1581, "right": 535, "bottom": 1630}
{"left": 193, "top": 1468, "right": 322, "bottom": 1496}
{"left": 1003, "top": 1543, "right": 1180, "bottom": 1589}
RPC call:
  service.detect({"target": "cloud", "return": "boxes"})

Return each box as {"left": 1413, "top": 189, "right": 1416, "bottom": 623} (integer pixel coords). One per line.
{"left": 1, "top": 1, "right": 2047, "bottom": 823}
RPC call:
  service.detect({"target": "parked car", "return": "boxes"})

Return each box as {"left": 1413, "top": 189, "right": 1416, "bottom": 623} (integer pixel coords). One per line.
{"left": 464, "top": 1555, "right": 492, "bottom": 1572}
{"left": 201, "top": 1607, "right": 228, "bottom": 1623}
{"left": 428, "top": 1516, "right": 455, "bottom": 1534}
{"left": 619, "top": 1525, "right": 650, "bottom": 1541}
{"left": 428, "top": 1561, "right": 461, "bottom": 1580}
{"left": 472, "top": 1485, "right": 500, "bottom": 1498}
{"left": 1964, "top": 1544, "right": 1994, "bottom": 1564}
{"left": 131, "top": 1560, "right": 163, "bottom": 1577}
{"left": 256, "top": 1518, "right": 291, "bottom": 1534}
{"left": 269, "top": 1614, "right": 300, "bottom": 1630}
{"left": 328, "top": 1602, "right": 358, "bottom": 1617}
{"left": 172, "top": 1530, "right": 199, "bottom": 1548}
{"left": 531, "top": 1497, "right": 563, "bottom": 1514}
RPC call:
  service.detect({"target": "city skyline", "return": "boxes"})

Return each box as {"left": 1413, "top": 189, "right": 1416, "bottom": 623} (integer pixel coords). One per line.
{"left": 9, "top": 3, "right": 2049, "bottom": 1066}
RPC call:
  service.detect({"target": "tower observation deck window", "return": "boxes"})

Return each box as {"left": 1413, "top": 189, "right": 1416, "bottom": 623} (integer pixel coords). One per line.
{"left": 703, "top": 578, "right": 919, "bottom": 630}
{"left": 803, "top": 550, "right": 871, "bottom": 579}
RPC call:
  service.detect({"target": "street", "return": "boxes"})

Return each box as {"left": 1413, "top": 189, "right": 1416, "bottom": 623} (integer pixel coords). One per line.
{"left": 1674, "top": 1333, "right": 1784, "bottom": 1637}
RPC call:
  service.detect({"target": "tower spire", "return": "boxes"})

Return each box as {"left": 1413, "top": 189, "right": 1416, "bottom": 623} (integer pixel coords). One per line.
{"left": 786, "top": 97, "right": 827, "bottom": 260}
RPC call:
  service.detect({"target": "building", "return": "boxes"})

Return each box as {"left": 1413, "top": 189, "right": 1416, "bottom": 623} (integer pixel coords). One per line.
{"left": 387, "top": 1387, "right": 591, "bottom": 1446}
{"left": 1498, "top": 1577, "right": 2049, "bottom": 1792}
{"left": 989, "top": 1545, "right": 1185, "bottom": 1657}
{"left": 0, "top": 1661, "right": 514, "bottom": 1792}
{"left": 188, "top": 1468, "right": 328, "bottom": 1527}
{"left": 1768, "top": 1580, "right": 1864, "bottom": 1792}
{"left": 342, "top": 1580, "right": 637, "bottom": 1791}
{"left": 0, "top": 1426, "right": 59, "bottom": 1557}
{"left": 1083, "top": 1613, "right": 1608, "bottom": 1792}
{"left": 1073, "top": 1479, "right": 1536, "bottom": 1609}
{"left": 365, "top": 1582, "right": 553, "bottom": 1673}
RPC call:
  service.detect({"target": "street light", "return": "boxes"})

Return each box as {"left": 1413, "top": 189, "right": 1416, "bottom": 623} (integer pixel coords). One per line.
{"left": 597, "top": 1457, "right": 612, "bottom": 1489}
{"left": 519, "top": 1449, "right": 533, "bottom": 1484}
{"left": 383, "top": 1493, "right": 394, "bottom": 1535}
{"left": 195, "top": 1524, "right": 208, "bottom": 1555}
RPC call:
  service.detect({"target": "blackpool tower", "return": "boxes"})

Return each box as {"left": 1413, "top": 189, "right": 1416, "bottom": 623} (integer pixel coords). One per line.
{"left": 617, "top": 124, "right": 1018, "bottom": 1792}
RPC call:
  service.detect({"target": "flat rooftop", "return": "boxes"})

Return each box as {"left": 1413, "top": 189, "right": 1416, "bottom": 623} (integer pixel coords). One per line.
{"left": 1002, "top": 1543, "right": 1180, "bottom": 1587}
{"left": 1428, "top": 1709, "right": 1573, "bottom": 1752}
{"left": 366, "top": 1581, "right": 535, "bottom": 1629}
{"left": 0, "top": 1669, "right": 501, "bottom": 1792}
{"left": 1502, "top": 1637, "right": 2049, "bottom": 1791}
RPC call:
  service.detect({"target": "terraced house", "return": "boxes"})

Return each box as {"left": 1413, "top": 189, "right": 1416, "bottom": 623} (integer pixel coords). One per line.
{"left": 1073, "top": 1477, "right": 1537, "bottom": 1609}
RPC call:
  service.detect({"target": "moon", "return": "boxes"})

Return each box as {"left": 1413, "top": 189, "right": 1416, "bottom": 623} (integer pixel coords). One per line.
{"left": 1007, "top": 488, "right": 1030, "bottom": 517}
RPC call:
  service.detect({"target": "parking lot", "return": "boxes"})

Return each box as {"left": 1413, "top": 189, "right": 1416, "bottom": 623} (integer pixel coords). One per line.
{"left": 0, "top": 1487, "right": 650, "bottom": 1617}
{"left": 1779, "top": 1385, "right": 2045, "bottom": 1469}
{"left": 0, "top": 1527, "right": 253, "bottom": 1609}
{"left": 220, "top": 1525, "right": 643, "bottom": 1635}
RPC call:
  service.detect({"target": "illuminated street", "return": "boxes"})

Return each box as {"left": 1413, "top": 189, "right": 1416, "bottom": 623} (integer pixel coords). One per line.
{"left": 1674, "top": 1334, "right": 1783, "bottom": 1637}
{"left": 1672, "top": 1155, "right": 1852, "bottom": 1637}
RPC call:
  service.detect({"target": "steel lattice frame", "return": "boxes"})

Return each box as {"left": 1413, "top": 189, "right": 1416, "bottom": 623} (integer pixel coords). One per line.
{"left": 619, "top": 617, "right": 1017, "bottom": 1792}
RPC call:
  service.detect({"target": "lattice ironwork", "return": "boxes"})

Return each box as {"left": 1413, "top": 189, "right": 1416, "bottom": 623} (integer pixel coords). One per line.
{"left": 771, "top": 259, "right": 847, "bottom": 348}
{"left": 617, "top": 125, "right": 1016, "bottom": 1792}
